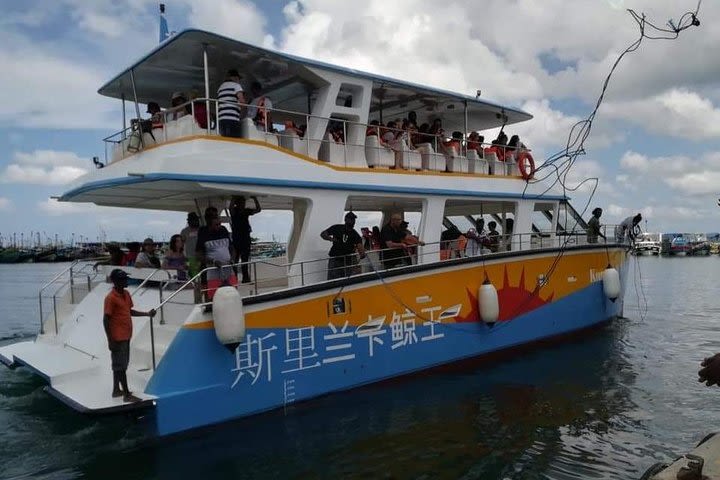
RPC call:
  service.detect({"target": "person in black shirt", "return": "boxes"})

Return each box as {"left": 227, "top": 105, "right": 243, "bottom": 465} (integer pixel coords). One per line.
{"left": 230, "top": 196, "right": 261, "bottom": 283}
{"left": 320, "top": 212, "right": 365, "bottom": 280}
{"left": 380, "top": 213, "right": 408, "bottom": 269}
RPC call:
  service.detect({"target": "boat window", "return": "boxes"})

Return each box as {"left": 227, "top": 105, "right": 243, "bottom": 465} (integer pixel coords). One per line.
{"left": 555, "top": 201, "right": 587, "bottom": 234}
{"left": 532, "top": 202, "right": 555, "bottom": 234}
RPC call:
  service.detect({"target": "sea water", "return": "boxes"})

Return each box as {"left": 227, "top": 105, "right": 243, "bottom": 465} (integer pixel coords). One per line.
{"left": 2, "top": 258, "right": 720, "bottom": 479}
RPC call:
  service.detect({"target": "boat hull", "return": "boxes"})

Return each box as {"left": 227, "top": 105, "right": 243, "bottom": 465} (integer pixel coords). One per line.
{"left": 146, "top": 246, "right": 628, "bottom": 436}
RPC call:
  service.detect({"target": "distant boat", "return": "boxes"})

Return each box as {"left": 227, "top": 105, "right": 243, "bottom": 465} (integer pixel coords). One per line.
{"left": 632, "top": 232, "right": 660, "bottom": 256}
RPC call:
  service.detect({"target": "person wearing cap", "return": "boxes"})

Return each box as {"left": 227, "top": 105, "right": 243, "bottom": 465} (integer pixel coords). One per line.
{"left": 103, "top": 269, "right": 155, "bottom": 402}
{"left": 615, "top": 213, "right": 642, "bottom": 243}
{"left": 245, "top": 81, "right": 273, "bottom": 131}
{"left": 134, "top": 238, "right": 161, "bottom": 268}
{"left": 147, "top": 101, "right": 164, "bottom": 129}
{"left": 217, "top": 69, "right": 246, "bottom": 138}
{"left": 181, "top": 212, "right": 201, "bottom": 276}
{"left": 587, "top": 207, "right": 605, "bottom": 244}
{"left": 230, "top": 195, "right": 261, "bottom": 283}
{"left": 170, "top": 91, "right": 188, "bottom": 120}
{"left": 321, "top": 212, "right": 365, "bottom": 280}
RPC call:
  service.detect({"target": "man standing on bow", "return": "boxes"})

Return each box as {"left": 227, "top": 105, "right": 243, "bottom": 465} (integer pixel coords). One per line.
{"left": 103, "top": 269, "right": 155, "bottom": 403}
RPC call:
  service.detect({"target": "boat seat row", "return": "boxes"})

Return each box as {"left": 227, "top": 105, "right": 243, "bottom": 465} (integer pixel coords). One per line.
{"left": 240, "top": 118, "right": 278, "bottom": 146}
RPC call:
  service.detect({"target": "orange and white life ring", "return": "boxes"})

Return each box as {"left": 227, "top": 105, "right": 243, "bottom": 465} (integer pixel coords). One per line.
{"left": 516, "top": 151, "right": 535, "bottom": 180}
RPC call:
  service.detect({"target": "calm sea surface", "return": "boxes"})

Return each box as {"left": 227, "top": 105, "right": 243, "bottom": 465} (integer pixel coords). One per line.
{"left": 2, "top": 258, "right": 720, "bottom": 479}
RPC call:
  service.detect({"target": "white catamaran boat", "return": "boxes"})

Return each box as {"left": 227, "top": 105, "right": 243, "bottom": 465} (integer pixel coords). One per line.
{"left": 633, "top": 232, "right": 661, "bottom": 256}
{"left": 0, "top": 30, "right": 629, "bottom": 437}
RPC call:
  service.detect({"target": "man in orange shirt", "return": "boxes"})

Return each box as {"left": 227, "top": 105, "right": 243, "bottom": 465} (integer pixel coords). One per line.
{"left": 104, "top": 269, "right": 155, "bottom": 402}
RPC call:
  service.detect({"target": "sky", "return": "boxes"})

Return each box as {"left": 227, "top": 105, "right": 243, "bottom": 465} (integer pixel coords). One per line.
{"left": 0, "top": 0, "right": 719, "bottom": 246}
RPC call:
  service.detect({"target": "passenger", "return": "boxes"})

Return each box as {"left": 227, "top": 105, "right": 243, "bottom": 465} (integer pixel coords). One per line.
{"left": 230, "top": 196, "right": 261, "bottom": 284}
{"left": 246, "top": 81, "right": 273, "bottom": 131}
{"left": 170, "top": 92, "right": 188, "bottom": 120}
{"left": 407, "top": 110, "right": 418, "bottom": 129}
{"left": 217, "top": 69, "right": 246, "bottom": 138}
{"left": 400, "top": 221, "right": 424, "bottom": 264}
{"left": 94, "top": 243, "right": 126, "bottom": 270}
{"left": 429, "top": 119, "right": 444, "bottom": 147}
{"left": 283, "top": 120, "right": 302, "bottom": 137}
{"left": 320, "top": 212, "right": 365, "bottom": 280}
{"left": 134, "top": 238, "right": 161, "bottom": 268}
{"left": 371, "top": 226, "right": 382, "bottom": 249}
{"left": 486, "top": 132, "right": 508, "bottom": 162}
{"left": 124, "top": 242, "right": 141, "bottom": 266}
{"left": 467, "top": 132, "right": 484, "bottom": 156}
{"left": 465, "top": 219, "right": 490, "bottom": 255}
{"left": 506, "top": 135, "right": 522, "bottom": 161}
{"left": 180, "top": 212, "right": 201, "bottom": 276}
{"left": 366, "top": 120, "right": 381, "bottom": 137}
{"left": 162, "top": 234, "right": 188, "bottom": 281}
{"left": 587, "top": 207, "right": 606, "bottom": 244}
{"left": 380, "top": 213, "right": 409, "bottom": 269}
{"left": 443, "top": 131, "right": 463, "bottom": 155}
{"left": 298, "top": 124, "right": 307, "bottom": 138}
{"left": 146, "top": 102, "right": 164, "bottom": 129}
{"left": 440, "top": 225, "right": 462, "bottom": 260}
{"left": 487, "top": 221, "right": 500, "bottom": 252}
{"left": 503, "top": 218, "right": 514, "bottom": 251}
{"left": 382, "top": 121, "right": 397, "bottom": 143}
{"left": 189, "top": 90, "right": 209, "bottom": 129}
{"left": 196, "top": 207, "right": 236, "bottom": 301}
{"left": 361, "top": 227, "right": 373, "bottom": 250}
{"left": 615, "top": 213, "right": 642, "bottom": 243}
{"left": 103, "top": 269, "right": 155, "bottom": 402}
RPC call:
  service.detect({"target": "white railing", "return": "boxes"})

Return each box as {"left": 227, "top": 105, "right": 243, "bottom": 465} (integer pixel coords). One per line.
{"left": 101, "top": 98, "right": 530, "bottom": 178}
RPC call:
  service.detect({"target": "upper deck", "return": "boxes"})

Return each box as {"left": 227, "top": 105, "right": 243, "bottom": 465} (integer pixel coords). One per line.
{"left": 58, "top": 30, "right": 555, "bottom": 207}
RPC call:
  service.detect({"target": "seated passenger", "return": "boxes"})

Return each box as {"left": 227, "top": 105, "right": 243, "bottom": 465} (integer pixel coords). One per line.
{"left": 506, "top": 135, "right": 522, "bottom": 160}
{"left": 467, "top": 132, "right": 484, "bottom": 156}
{"left": 189, "top": 90, "right": 209, "bottom": 129}
{"left": 162, "top": 234, "right": 188, "bottom": 281}
{"left": 123, "top": 242, "right": 141, "bottom": 266}
{"left": 443, "top": 131, "right": 463, "bottom": 155}
{"left": 135, "top": 238, "right": 161, "bottom": 268}
{"left": 246, "top": 81, "right": 273, "bottom": 131}
{"left": 417, "top": 123, "right": 431, "bottom": 145}
{"left": 283, "top": 120, "right": 302, "bottom": 136}
{"left": 298, "top": 124, "right": 307, "bottom": 138}
{"left": 486, "top": 132, "right": 509, "bottom": 161}
{"left": 170, "top": 92, "right": 188, "bottom": 120}
{"left": 146, "top": 102, "right": 164, "bottom": 129}
{"left": 406, "top": 110, "right": 418, "bottom": 129}
{"left": 382, "top": 121, "right": 397, "bottom": 143}
{"left": 366, "top": 120, "right": 381, "bottom": 137}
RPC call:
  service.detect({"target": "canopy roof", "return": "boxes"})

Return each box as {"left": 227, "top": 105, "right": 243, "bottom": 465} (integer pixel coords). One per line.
{"left": 98, "top": 30, "right": 532, "bottom": 131}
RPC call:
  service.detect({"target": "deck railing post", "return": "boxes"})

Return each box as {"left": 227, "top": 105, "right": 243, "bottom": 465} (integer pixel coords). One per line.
{"left": 150, "top": 315, "right": 156, "bottom": 371}
{"left": 69, "top": 267, "right": 75, "bottom": 304}
{"left": 300, "top": 262, "right": 305, "bottom": 286}
{"left": 52, "top": 296, "right": 58, "bottom": 335}
{"left": 38, "top": 292, "right": 44, "bottom": 335}
{"left": 159, "top": 283, "right": 165, "bottom": 325}
{"left": 253, "top": 263, "right": 258, "bottom": 295}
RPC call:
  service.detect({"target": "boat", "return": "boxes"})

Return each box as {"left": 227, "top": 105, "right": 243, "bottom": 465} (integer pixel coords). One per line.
{"left": 640, "top": 432, "right": 720, "bottom": 479}
{"left": 670, "top": 236, "right": 690, "bottom": 256}
{"left": 632, "top": 232, "right": 661, "bottom": 256}
{"left": 0, "top": 30, "right": 629, "bottom": 437}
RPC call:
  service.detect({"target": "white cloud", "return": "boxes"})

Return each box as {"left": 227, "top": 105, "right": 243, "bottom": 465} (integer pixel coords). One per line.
{"left": 1, "top": 150, "right": 89, "bottom": 185}
{"left": 604, "top": 89, "right": 720, "bottom": 140}
{"left": 186, "top": 0, "right": 269, "bottom": 46}
{"left": 37, "top": 199, "right": 99, "bottom": 216}
{"left": 145, "top": 220, "right": 171, "bottom": 227}
{"left": 0, "top": 197, "right": 13, "bottom": 212}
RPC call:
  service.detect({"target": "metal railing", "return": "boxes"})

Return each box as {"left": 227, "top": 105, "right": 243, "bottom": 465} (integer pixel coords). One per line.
{"left": 101, "top": 98, "right": 530, "bottom": 177}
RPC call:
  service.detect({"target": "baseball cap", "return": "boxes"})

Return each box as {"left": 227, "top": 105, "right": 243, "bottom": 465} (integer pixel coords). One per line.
{"left": 345, "top": 212, "right": 357, "bottom": 220}
{"left": 110, "top": 269, "right": 129, "bottom": 282}
{"left": 146, "top": 101, "right": 160, "bottom": 113}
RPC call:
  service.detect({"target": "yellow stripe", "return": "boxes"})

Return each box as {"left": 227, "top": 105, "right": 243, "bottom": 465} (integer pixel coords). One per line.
{"left": 185, "top": 249, "right": 626, "bottom": 330}
{"left": 112, "top": 135, "right": 522, "bottom": 179}
{"left": 184, "top": 320, "right": 215, "bottom": 330}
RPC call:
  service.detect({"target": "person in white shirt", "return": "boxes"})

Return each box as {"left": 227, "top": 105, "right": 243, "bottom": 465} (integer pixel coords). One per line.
{"left": 246, "top": 82, "right": 273, "bottom": 131}
{"left": 217, "top": 69, "right": 246, "bottom": 138}
{"left": 615, "top": 213, "right": 642, "bottom": 243}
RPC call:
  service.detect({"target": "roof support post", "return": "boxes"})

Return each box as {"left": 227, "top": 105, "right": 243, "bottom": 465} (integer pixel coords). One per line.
{"left": 129, "top": 68, "right": 143, "bottom": 148}
{"left": 203, "top": 43, "right": 211, "bottom": 135}
{"left": 121, "top": 93, "right": 127, "bottom": 139}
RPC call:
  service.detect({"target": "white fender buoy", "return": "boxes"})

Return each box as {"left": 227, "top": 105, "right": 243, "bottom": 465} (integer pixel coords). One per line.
{"left": 602, "top": 266, "right": 621, "bottom": 302}
{"left": 212, "top": 286, "right": 245, "bottom": 347}
{"left": 478, "top": 279, "right": 499, "bottom": 327}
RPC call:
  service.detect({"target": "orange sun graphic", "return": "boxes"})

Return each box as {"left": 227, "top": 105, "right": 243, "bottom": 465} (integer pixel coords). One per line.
{"left": 456, "top": 267, "right": 554, "bottom": 323}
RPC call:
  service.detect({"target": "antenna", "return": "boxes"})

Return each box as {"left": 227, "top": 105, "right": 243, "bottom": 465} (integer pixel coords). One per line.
{"left": 160, "top": 3, "right": 165, "bottom": 14}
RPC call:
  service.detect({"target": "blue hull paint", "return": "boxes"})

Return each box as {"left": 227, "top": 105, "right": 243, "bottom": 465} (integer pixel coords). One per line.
{"left": 146, "top": 279, "right": 621, "bottom": 436}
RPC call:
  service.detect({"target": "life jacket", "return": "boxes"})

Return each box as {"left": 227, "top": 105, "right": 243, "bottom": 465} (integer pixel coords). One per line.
{"left": 366, "top": 126, "right": 378, "bottom": 136}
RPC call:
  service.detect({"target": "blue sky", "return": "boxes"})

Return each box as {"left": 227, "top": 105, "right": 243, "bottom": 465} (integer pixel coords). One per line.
{"left": 1, "top": 0, "right": 720, "bottom": 246}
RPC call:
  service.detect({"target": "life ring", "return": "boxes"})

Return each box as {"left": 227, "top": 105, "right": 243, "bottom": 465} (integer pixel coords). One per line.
{"left": 516, "top": 151, "right": 535, "bottom": 180}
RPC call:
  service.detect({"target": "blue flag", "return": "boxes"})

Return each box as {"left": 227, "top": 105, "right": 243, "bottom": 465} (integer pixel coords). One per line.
{"left": 159, "top": 13, "right": 169, "bottom": 43}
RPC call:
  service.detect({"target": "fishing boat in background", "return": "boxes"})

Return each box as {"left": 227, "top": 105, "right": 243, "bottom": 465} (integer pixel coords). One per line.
{"left": 632, "top": 232, "right": 661, "bottom": 256}
{"left": 0, "top": 30, "right": 629, "bottom": 437}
